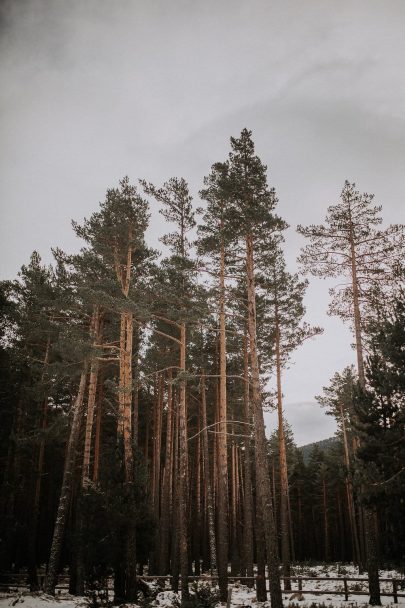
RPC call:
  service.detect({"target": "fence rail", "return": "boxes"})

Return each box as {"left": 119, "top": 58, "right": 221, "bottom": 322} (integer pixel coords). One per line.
{"left": 0, "top": 573, "right": 404, "bottom": 603}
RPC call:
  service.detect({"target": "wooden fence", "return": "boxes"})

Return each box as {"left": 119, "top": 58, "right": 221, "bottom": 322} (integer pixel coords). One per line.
{"left": 1, "top": 573, "right": 404, "bottom": 603}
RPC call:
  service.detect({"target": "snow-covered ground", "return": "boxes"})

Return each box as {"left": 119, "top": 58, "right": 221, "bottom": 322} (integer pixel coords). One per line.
{"left": 1, "top": 565, "right": 403, "bottom": 608}
{"left": 225, "top": 565, "right": 404, "bottom": 608}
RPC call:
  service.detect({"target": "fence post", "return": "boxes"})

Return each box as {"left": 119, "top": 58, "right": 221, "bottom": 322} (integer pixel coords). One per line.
{"left": 393, "top": 579, "right": 398, "bottom": 604}
{"left": 226, "top": 586, "right": 233, "bottom": 608}
{"left": 343, "top": 578, "right": 349, "bottom": 601}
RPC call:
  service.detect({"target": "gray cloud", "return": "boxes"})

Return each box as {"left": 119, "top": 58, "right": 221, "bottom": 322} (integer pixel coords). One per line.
{"left": 265, "top": 402, "right": 338, "bottom": 447}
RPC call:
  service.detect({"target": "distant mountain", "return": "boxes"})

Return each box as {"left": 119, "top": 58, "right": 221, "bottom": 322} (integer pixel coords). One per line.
{"left": 299, "top": 436, "right": 339, "bottom": 464}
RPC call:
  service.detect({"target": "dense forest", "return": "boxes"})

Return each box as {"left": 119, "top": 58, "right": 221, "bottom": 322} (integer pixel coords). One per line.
{"left": 0, "top": 129, "right": 404, "bottom": 607}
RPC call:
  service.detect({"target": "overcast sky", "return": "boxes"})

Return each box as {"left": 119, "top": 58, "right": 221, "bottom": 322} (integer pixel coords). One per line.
{"left": 1, "top": 1, "right": 404, "bottom": 445}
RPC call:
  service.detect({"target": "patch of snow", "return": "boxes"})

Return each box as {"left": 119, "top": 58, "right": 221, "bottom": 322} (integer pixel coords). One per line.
{"left": 153, "top": 590, "right": 180, "bottom": 606}
{"left": 1, "top": 565, "right": 403, "bottom": 608}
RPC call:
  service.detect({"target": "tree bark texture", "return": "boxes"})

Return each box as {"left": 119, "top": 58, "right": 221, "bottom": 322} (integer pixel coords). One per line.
{"left": 245, "top": 233, "right": 282, "bottom": 608}
{"left": 159, "top": 370, "right": 174, "bottom": 574}
{"left": 178, "top": 322, "right": 189, "bottom": 604}
{"left": 217, "top": 240, "right": 229, "bottom": 602}
{"left": 349, "top": 217, "right": 381, "bottom": 604}
{"left": 82, "top": 307, "right": 102, "bottom": 483}
{"left": 200, "top": 370, "right": 217, "bottom": 574}
{"left": 242, "top": 335, "right": 254, "bottom": 585}
{"left": 275, "top": 315, "right": 291, "bottom": 589}
{"left": 340, "top": 402, "right": 362, "bottom": 568}
{"left": 44, "top": 364, "right": 88, "bottom": 594}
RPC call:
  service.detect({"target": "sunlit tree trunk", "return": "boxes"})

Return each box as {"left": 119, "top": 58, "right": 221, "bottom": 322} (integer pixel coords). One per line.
{"left": 92, "top": 373, "right": 103, "bottom": 484}
{"left": 349, "top": 217, "right": 380, "bottom": 605}
{"left": 340, "top": 401, "right": 362, "bottom": 567}
{"left": 230, "top": 426, "right": 240, "bottom": 575}
{"left": 179, "top": 322, "right": 189, "bottom": 604}
{"left": 151, "top": 374, "right": 163, "bottom": 572}
{"left": 200, "top": 369, "right": 217, "bottom": 573}
{"left": 242, "top": 335, "right": 254, "bottom": 586}
{"left": 322, "top": 476, "right": 330, "bottom": 561}
{"left": 78, "top": 309, "right": 103, "bottom": 597}
{"left": 114, "top": 236, "right": 137, "bottom": 601}
{"left": 193, "top": 421, "right": 202, "bottom": 575}
{"left": 82, "top": 307, "right": 102, "bottom": 483}
{"left": 217, "top": 238, "right": 229, "bottom": 601}
{"left": 245, "top": 233, "right": 282, "bottom": 608}
{"left": 159, "top": 370, "right": 174, "bottom": 574}
{"left": 171, "top": 392, "right": 180, "bottom": 592}
{"left": 255, "top": 499, "right": 267, "bottom": 602}
{"left": 44, "top": 365, "right": 88, "bottom": 595}
{"left": 275, "top": 313, "right": 291, "bottom": 589}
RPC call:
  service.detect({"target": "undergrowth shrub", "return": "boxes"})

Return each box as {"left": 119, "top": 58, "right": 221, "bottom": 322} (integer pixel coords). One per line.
{"left": 181, "top": 583, "right": 220, "bottom": 608}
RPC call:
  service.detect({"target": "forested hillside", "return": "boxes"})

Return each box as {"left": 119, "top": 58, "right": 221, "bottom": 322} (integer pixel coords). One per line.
{"left": 0, "top": 130, "right": 404, "bottom": 607}
{"left": 299, "top": 437, "right": 339, "bottom": 463}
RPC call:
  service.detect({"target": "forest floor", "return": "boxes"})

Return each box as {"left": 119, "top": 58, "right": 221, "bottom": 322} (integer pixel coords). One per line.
{"left": 0, "top": 565, "right": 404, "bottom": 608}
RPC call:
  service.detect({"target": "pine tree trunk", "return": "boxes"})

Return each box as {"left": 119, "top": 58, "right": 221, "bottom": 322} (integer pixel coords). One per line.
{"left": 336, "top": 486, "right": 346, "bottom": 561}
{"left": 82, "top": 308, "right": 102, "bottom": 483}
{"left": 92, "top": 375, "right": 103, "bottom": 484}
{"left": 133, "top": 328, "right": 140, "bottom": 447}
{"left": 217, "top": 240, "right": 229, "bottom": 602}
{"left": 144, "top": 402, "right": 150, "bottom": 464}
{"left": 178, "top": 322, "right": 189, "bottom": 605}
{"left": 297, "top": 485, "right": 303, "bottom": 560}
{"left": 75, "top": 309, "right": 103, "bottom": 595}
{"left": 340, "top": 402, "right": 362, "bottom": 568}
{"left": 171, "top": 390, "right": 180, "bottom": 593}
{"left": 287, "top": 488, "right": 295, "bottom": 562}
{"left": 230, "top": 433, "right": 240, "bottom": 576}
{"left": 323, "top": 477, "right": 330, "bottom": 561}
{"left": 245, "top": 233, "right": 282, "bottom": 608}
{"left": 255, "top": 499, "right": 267, "bottom": 602}
{"left": 159, "top": 370, "right": 174, "bottom": 574}
{"left": 151, "top": 374, "right": 163, "bottom": 573}
{"left": 122, "top": 312, "right": 134, "bottom": 482}
{"left": 113, "top": 236, "right": 137, "bottom": 601}
{"left": 113, "top": 554, "right": 126, "bottom": 606}
{"left": 358, "top": 507, "right": 367, "bottom": 572}
{"left": 44, "top": 364, "right": 88, "bottom": 595}
{"left": 365, "top": 507, "right": 380, "bottom": 605}
{"left": 75, "top": 500, "right": 86, "bottom": 596}
{"left": 242, "top": 336, "right": 254, "bottom": 586}
{"left": 200, "top": 370, "right": 217, "bottom": 574}
{"left": 191, "top": 427, "right": 201, "bottom": 575}
{"left": 201, "top": 483, "right": 210, "bottom": 573}
{"left": 349, "top": 223, "right": 380, "bottom": 604}
{"left": 275, "top": 315, "right": 291, "bottom": 589}
{"left": 122, "top": 311, "right": 137, "bottom": 601}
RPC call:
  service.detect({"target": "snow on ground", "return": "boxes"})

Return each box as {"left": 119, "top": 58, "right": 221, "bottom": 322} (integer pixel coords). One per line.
{"left": 228, "top": 563, "right": 404, "bottom": 608}
{"left": 0, "top": 594, "right": 79, "bottom": 608}
{"left": 0, "top": 565, "right": 403, "bottom": 608}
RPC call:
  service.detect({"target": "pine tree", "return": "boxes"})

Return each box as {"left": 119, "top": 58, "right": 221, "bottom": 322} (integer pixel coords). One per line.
{"left": 57, "top": 176, "right": 151, "bottom": 600}
{"left": 298, "top": 180, "right": 404, "bottom": 382}
{"left": 317, "top": 367, "right": 363, "bottom": 567}
{"left": 3, "top": 253, "right": 64, "bottom": 589}
{"left": 141, "top": 176, "right": 200, "bottom": 605}
{"left": 258, "top": 244, "right": 322, "bottom": 587}
{"left": 352, "top": 292, "right": 405, "bottom": 565}
{"left": 226, "top": 128, "right": 285, "bottom": 608}
{"left": 198, "top": 162, "right": 232, "bottom": 599}
{"left": 298, "top": 180, "right": 404, "bottom": 604}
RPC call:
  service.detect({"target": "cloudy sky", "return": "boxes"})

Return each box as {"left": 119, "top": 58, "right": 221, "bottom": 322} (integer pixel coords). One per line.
{"left": 1, "top": 1, "right": 404, "bottom": 445}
